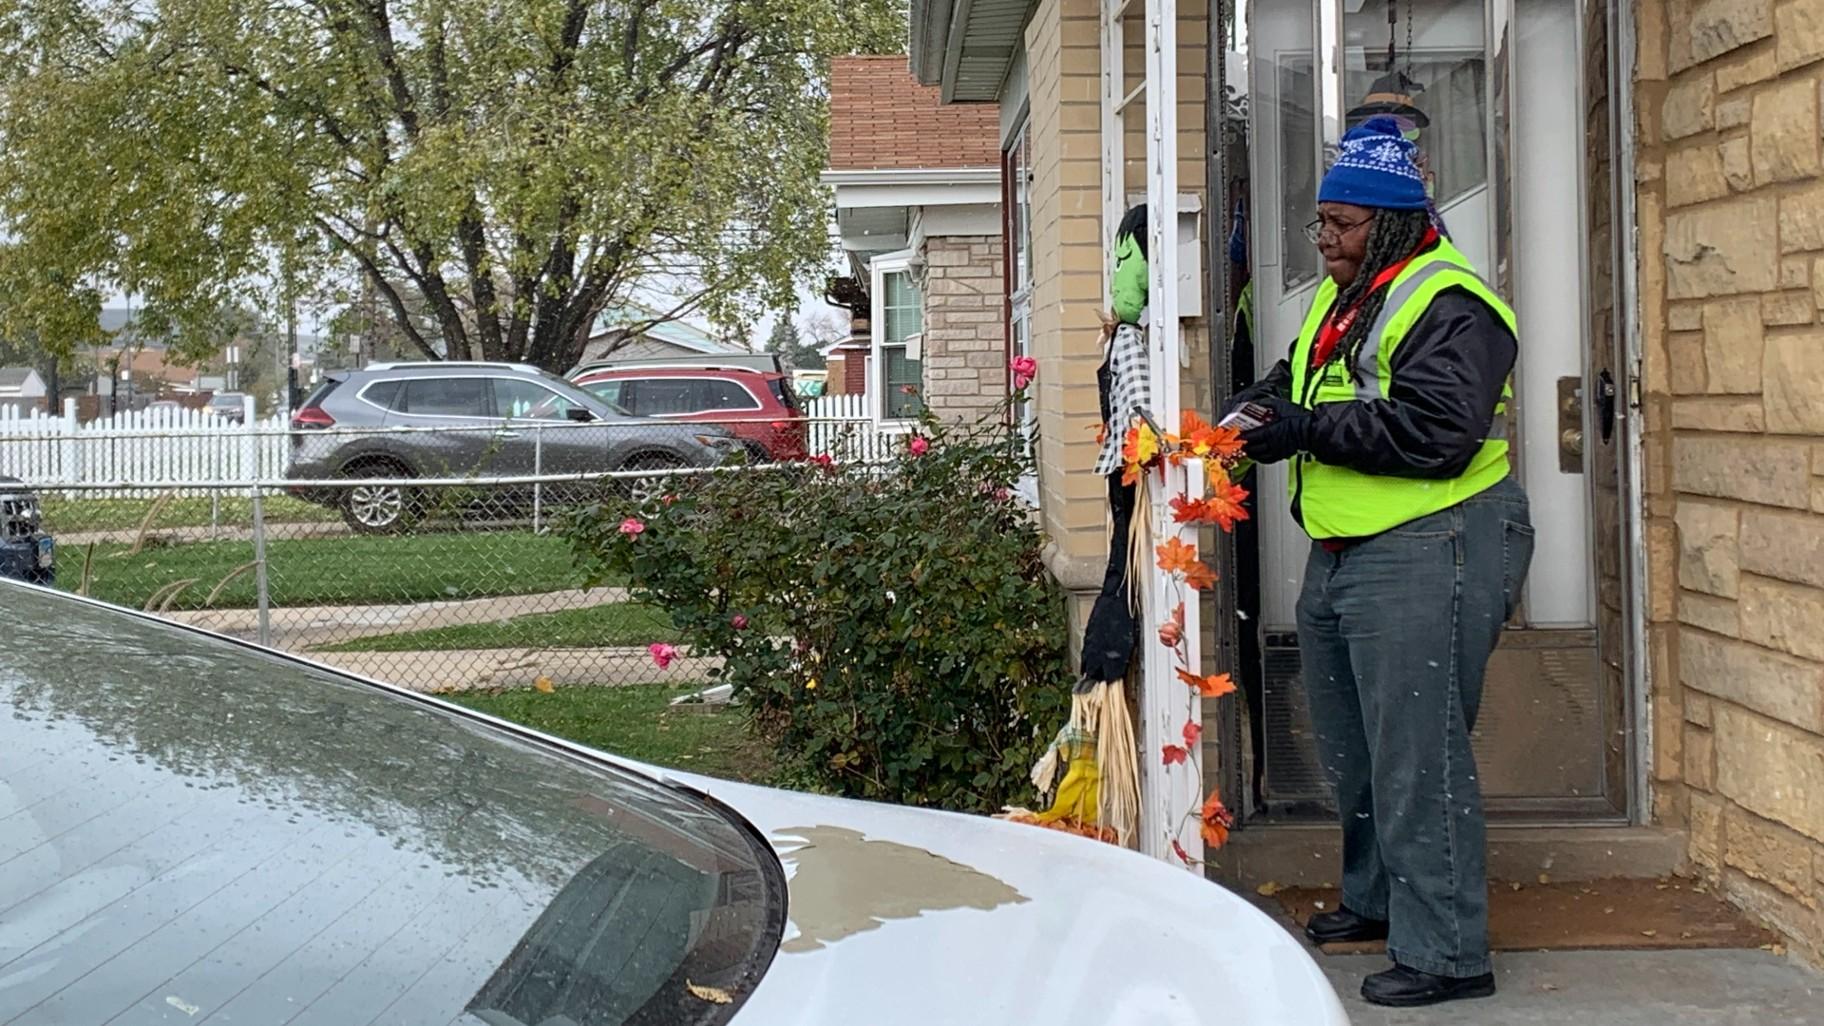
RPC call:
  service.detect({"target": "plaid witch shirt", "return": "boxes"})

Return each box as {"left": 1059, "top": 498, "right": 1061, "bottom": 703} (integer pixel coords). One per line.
{"left": 1094, "top": 321, "right": 1154, "bottom": 477}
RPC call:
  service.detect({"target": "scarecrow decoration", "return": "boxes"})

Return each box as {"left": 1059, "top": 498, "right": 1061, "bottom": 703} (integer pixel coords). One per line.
{"left": 1003, "top": 206, "right": 1246, "bottom": 862}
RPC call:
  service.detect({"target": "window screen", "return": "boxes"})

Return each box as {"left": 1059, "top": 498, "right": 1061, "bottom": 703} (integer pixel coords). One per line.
{"left": 880, "top": 271, "right": 923, "bottom": 420}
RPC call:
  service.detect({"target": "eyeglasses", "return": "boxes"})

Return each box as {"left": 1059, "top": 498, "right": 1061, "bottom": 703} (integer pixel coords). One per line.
{"left": 1303, "top": 215, "right": 1375, "bottom": 244}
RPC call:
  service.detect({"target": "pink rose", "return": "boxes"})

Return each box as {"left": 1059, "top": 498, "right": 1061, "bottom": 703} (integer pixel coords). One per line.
{"left": 1011, "top": 355, "right": 1038, "bottom": 390}
{"left": 908, "top": 436, "right": 930, "bottom": 457}
{"left": 994, "top": 487, "right": 1012, "bottom": 502}
{"left": 619, "top": 517, "right": 645, "bottom": 537}
{"left": 648, "top": 643, "right": 678, "bottom": 670}
{"left": 731, "top": 614, "right": 749, "bottom": 630}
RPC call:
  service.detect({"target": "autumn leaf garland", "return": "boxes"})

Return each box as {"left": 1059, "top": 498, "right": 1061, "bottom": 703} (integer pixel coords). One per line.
{"left": 1121, "top": 410, "right": 1247, "bottom": 863}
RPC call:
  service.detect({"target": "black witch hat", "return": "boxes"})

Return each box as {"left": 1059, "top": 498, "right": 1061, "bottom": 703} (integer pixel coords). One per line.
{"left": 1346, "top": 69, "right": 1429, "bottom": 129}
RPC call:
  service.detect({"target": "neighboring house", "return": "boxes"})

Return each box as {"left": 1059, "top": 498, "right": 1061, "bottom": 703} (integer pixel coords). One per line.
{"left": 0, "top": 368, "right": 47, "bottom": 400}
{"left": 824, "top": 56, "right": 1008, "bottom": 425}
{"left": 910, "top": 0, "right": 1824, "bottom": 963}
{"left": 580, "top": 302, "right": 748, "bottom": 366}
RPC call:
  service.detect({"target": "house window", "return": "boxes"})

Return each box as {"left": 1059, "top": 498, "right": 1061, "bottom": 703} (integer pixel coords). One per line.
{"left": 1004, "top": 114, "right": 1038, "bottom": 505}
{"left": 879, "top": 270, "right": 923, "bottom": 420}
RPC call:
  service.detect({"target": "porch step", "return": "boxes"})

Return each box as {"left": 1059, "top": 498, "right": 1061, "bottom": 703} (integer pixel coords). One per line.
{"left": 1207, "top": 824, "right": 1689, "bottom": 890}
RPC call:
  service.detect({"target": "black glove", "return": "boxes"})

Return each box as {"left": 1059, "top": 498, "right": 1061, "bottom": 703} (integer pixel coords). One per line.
{"left": 1239, "top": 398, "right": 1312, "bottom": 466}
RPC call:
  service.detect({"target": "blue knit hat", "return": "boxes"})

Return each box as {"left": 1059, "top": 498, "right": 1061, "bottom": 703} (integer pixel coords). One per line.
{"left": 1318, "top": 115, "right": 1429, "bottom": 211}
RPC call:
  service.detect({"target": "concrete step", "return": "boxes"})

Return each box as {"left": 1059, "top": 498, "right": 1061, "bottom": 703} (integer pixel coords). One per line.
{"left": 1207, "top": 823, "right": 1689, "bottom": 890}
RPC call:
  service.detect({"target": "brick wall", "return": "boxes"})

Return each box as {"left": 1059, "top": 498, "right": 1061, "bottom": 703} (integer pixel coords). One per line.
{"left": 918, "top": 235, "right": 1009, "bottom": 422}
{"left": 1636, "top": 0, "right": 1824, "bottom": 960}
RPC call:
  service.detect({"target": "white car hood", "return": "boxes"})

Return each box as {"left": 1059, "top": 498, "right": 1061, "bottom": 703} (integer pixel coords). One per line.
{"left": 663, "top": 770, "right": 1349, "bottom": 1026}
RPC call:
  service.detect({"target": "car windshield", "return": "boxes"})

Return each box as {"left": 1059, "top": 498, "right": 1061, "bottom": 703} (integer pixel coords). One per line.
{"left": 0, "top": 587, "right": 784, "bottom": 1025}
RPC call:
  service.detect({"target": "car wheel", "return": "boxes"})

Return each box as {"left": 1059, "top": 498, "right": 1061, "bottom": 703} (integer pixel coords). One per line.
{"left": 342, "top": 463, "right": 417, "bottom": 534}
{"left": 621, "top": 454, "right": 688, "bottom": 506}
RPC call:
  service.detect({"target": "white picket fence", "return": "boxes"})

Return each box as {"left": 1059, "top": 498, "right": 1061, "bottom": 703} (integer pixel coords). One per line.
{"left": 0, "top": 393, "right": 902, "bottom": 491}
{"left": 0, "top": 399, "right": 288, "bottom": 492}
{"left": 803, "top": 393, "right": 907, "bottom": 463}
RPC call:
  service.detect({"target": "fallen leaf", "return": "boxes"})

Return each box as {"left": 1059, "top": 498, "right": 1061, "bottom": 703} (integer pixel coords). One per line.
{"left": 1313, "top": 900, "right": 1328, "bottom": 911}
{"left": 1603, "top": 906, "right": 1615, "bottom": 914}
{"left": 1509, "top": 881, "right": 1524, "bottom": 892}
{"left": 1541, "top": 983, "right": 1559, "bottom": 992}
{"left": 532, "top": 676, "right": 555, "bottom": 694}
{"left": 686, "top": 982, "right": 733, "bottom": 1005}
{"left": 1641, "top": 929, "right": 1658, "bottom": 938}
{"left": 1537, "top": 873, "right": 1551, "bottom": 885}
{"left": 1256, "top": 881, "right": 1283, "bottom": 897}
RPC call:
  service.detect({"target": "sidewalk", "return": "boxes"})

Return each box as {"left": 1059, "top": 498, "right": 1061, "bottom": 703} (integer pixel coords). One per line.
{"left": 165, "top": 587, "right": 629, "bottom": 649}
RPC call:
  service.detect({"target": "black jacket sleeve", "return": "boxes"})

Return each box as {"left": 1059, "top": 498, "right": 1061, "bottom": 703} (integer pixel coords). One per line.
{"left": 1302, "top": 287, "right": 1516, "bottom": 479}
{"left": 1225, "top": 355, "right": 1292, "bottom": 412}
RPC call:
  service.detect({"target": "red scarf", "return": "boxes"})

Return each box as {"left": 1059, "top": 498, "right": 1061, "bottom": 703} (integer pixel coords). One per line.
{"left": 1309, "top": 228, "right": 1440, "bottom": 370}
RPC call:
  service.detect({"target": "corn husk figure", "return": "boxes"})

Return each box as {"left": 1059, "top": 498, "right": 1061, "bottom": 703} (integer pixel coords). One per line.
{"left": 1004, "top": 206, "right": 1153, "bottom": 847}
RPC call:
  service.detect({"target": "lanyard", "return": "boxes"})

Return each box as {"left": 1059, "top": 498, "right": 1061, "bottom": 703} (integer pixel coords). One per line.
{"left": 1309, "top": 228, "right": 1440, "bottom": 370}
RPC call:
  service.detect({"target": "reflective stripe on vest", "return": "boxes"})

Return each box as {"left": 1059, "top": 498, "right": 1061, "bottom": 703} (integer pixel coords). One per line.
{"left": 1286, "top": 239, "right": 1516, "bottom": 540}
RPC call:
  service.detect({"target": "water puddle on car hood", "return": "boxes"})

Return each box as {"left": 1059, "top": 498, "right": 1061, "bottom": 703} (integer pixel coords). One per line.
{"left": 770, "top": 826, "right": 1027, "bottom": 953}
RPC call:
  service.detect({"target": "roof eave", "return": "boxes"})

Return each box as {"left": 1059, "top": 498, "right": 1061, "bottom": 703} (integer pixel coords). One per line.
{"left": 910, "top": 0, "right": 1033, "bottom": 103}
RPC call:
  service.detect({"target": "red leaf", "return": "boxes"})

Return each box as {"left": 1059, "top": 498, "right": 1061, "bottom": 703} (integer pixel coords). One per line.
{"left": 1161, "top": 744, "right": 1189, "bottom": 766}
{"left": 1171, "top": 839, "right": 1194, "bottom": 865}
{"left": 1182, "top": 720, "right": 1203, "bottom": 747}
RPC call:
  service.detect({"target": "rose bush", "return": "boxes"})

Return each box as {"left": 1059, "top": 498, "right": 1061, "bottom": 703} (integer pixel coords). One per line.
{"left": 565, "top": 375, "right": 1071, "bottom": 813}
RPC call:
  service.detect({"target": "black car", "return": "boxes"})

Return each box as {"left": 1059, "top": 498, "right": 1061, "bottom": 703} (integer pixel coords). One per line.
{"left": 0, "top": 476, "right": 54, "bottom": 585}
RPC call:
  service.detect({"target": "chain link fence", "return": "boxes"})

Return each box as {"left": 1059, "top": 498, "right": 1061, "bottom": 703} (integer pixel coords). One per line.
{"left": 19, "top": 417, "right": 903, "bottom": 694}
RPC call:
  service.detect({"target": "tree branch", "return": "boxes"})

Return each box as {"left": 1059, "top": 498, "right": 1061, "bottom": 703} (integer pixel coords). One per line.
{"left": 313, "top": 216, "right": 439, "bottom": 360}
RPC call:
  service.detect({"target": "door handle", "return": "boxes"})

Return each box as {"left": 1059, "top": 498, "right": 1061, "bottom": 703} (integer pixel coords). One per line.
{"left": 1555, "top": 376, "right": 1584, "bottom": 474}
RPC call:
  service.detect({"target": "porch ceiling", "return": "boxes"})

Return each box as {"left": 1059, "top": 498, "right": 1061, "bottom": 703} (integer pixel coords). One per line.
{"left": 910, "top": 0, "right": 1036, "bottom": 103}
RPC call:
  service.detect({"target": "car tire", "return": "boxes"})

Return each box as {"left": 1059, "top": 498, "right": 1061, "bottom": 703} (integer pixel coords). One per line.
{"left": 341, "top": 461, "right": 418, "bottom": 534}
{"left": 620, "top": 453, "right": 689, "bottom": 506}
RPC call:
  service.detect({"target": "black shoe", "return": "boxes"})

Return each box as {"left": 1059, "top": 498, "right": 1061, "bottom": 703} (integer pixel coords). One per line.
{"left": 1360, "top": 964, "right": 1497, "bottom": 1007}
{"left": 1303, "top": 906, "right": 1390, "bottom": 945}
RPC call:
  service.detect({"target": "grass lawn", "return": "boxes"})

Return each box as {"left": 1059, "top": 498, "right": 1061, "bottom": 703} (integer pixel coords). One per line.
{"left": 316, "top": 601, "right": 676, "bottom": 652}
{"left": 70, "top": 530, "right": 590, "bottom": 610}
{"left": 44, "top": 494, "right": 338, "bottom": 534}
{"left": 448, "top": 684, "right": 772, "bottom": 783}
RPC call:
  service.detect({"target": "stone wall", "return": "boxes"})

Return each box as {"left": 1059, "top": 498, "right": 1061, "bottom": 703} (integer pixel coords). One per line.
{"left": 1636, "top": 0, "right": 1824, "bottom": 961}
{"left": 917, "top": 234, "right": 1009, "bottom": 422}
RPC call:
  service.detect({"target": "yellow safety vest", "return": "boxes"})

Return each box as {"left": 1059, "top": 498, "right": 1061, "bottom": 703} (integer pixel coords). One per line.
{"left": 1286, "top": 239, "right": 1514, "bottom": 540}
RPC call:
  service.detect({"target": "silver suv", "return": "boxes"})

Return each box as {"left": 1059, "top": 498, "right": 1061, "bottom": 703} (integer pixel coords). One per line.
{"left": 286, "top": 362, "right": 737, "bottom": 532}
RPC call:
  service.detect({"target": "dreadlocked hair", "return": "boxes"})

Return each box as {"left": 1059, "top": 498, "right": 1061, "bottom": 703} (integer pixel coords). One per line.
{"left": 1331, "top": 208, "right": 1433, "bottom": 383}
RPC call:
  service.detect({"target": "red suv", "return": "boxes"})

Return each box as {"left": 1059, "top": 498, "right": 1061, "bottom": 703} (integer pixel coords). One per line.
{"left": 568, "top": 356, "right": 808, "bottom": 462}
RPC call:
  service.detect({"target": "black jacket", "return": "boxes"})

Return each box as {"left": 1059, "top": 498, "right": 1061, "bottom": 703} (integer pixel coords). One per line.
{"left": 1231, "top": 286, "right": 1517, "bottom": 480}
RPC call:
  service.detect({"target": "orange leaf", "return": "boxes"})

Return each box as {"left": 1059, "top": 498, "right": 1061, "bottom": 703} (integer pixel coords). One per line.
{"left": 1177, "top": 669, "right": 1236, "bottom": 698}
{"left": 1183, "top": 561, "right": 1219, "bottom": 591}
{"left": 1121, "top": 422, "right": 1161, "bottom": 480}
{"left": 1161, "top": 744, "right": 1189, "bottom": 766}
{"left": 1154, "top": 536, "right": 1200, "bottom": 576}
{"left": 1200, "top": 790, "right": 1235, "bottom": 849}
{"left": 533, "top": 676, "right": 555, "bottom": 694}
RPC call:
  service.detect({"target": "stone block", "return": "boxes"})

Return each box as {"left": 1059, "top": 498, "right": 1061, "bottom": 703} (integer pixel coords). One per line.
{"left": 1718, "top": 94, "right": 1754, "bottom": 130}
{"left": 1677, "top": 500, "right": 1741, "bottom": 599}
{"left": 1654, "top": 680, "right": 1687, "bottom": 782}
{"left": 1672, "top": 397, "right": 1767, "bottom": 431}
{"left": 1688, "top": 692, "right": 1717, "bottom": 728}
{"left": 1681, "top": 632, "right": 1824, "bottom": 734}
{"left": 1752, "top": 77, "right": 1823, "bottom": 184}
{"left": 1667, "top": 197, "right": 1781, "bottom": 297}
{"left": 1816, "top": 258, "right": 1824, "bottom": 316}
{"left": 1784, "top": 254, "right": 1814, "bottom": 289}
{"left": 1716, "top": 43, "right": 1780, "bottom": 92}
{"left": 1679, "top": 591, "right": 1742, "bottom": 635}
{"left": 1671, "top": 0, "right": 1776, "bottom": 73}
{"left": 1663, "top": 73, "right": 1717, "bottom": 140}
{"left": 1741, "top": 575, "right": 1824, "bottom": 660}
{"left": 1671, "top": 332, "right": 1709, "bottom": 393}
{"left": 1721, "top": 135, "right": 1755, "bottom": 190}
{"left": 1674, "top": 435, "right": 1813, "bottom": 507}
{"left": 1689, "top": 790, "right": 1726, "bottom": 868}
{"left": 1765, "top": 290, "right": 1819, "bottom": 325}
{"left": 1703, "top": 297, "right": 1766, "bottom": 391}
{"left": 1740, "top": 506, "right": 1824, "bottom": 587}
{"left": 1777, "top": 0, "right": 1824, "bottom": 70}
{"left": 1667, "top": 144, "right": 1732, "bottom": 206}
{"left": 1780, "top": 180, "right": 1824, "bottom": 253}
{"left": 1764, "top": 328, "right": 1824, "bottom": 433}
{"left": 1672, "top": 302, "right": 1707, "bottom": 331}
{"left": 1685, "top": 725, "right": 1719, "bottom": 790}
{"left": 1714, "top": 702, "right": 1824, "bottom": 844}
{"left": 1724, "top": 804, "right": 1820, "bottom": 904}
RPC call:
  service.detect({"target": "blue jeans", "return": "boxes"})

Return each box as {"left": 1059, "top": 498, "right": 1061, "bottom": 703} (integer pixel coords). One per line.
{"left": 1295, "top": 477, "right": 1534, "bottom": 978}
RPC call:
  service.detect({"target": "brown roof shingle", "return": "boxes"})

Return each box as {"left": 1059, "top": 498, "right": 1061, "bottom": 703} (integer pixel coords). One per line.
{"left": 829, "top": 56, "right": 1001, "bottom": 171}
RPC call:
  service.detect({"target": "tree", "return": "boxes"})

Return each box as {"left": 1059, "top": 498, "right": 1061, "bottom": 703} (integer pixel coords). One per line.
{"left": 0, "top": 0, "right": 903, "bottom": 371}
{"left": 765, "top": 314, "right": 824, "bottom": 371}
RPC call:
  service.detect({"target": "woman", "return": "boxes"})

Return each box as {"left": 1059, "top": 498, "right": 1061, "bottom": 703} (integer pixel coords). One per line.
{"left": 1229, "top": 115, "right": 1534, "bottom": 1009}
